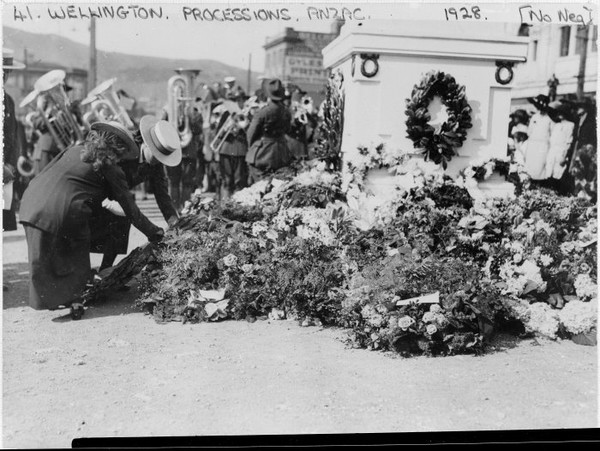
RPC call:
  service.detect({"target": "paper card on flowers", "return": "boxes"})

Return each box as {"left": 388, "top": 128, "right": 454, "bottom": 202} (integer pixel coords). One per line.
{"left": 396, "top": 292, "right": 440, "bottom": 306}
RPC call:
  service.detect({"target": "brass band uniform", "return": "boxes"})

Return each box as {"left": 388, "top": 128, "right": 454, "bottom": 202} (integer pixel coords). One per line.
{"left": 245, "top": 79, "right": 293, "bottom": 183}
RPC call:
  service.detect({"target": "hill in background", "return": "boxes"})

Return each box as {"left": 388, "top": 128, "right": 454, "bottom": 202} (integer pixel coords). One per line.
{"left": 3, "top": 26, "right": 261, "bottom": 113}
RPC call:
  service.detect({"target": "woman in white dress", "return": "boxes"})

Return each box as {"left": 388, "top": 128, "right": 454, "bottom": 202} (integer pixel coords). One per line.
{"left": 524, "top": 95, "right": 553, "bottom": 181}
{"left": 546, "top": 103, "right": 574, "bottom": 184}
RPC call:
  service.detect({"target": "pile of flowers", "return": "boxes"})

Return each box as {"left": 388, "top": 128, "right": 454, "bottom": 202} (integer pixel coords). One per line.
{"left": 92, "top": 152, "right": 598, "bottom": 357}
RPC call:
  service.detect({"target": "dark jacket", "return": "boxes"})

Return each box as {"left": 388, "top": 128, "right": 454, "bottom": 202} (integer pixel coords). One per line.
{"left": 19, "top": 145, "right": 161, "bottom": 240}
{"left": 119, "top": 159, "right": 178, "bottom": 221}
{"left": 3, "top": 93, "right": 19, "bottom": 182}
{"left": 245, "top": 101, "right": 292, "bottom": 171}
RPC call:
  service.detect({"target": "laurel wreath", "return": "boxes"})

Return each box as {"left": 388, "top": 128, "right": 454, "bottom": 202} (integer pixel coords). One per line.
{"left": 405, "top": 71, "right": 473, "bottom": 169}
{"left": 457, "top": 158, "right": 531, "bottom": 196}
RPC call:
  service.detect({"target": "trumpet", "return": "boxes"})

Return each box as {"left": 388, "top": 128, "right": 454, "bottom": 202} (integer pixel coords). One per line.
{"left": 20, "top": 70, "right": 84, "bottom": 152}
{"left": 167, "top": 69, "right": 201, "bottom": 148}
{"left": 82, "top": 78, "right": 134, "bottom": 130}
{"left": 209, "top": 106, "right": 251, "bottom": 154}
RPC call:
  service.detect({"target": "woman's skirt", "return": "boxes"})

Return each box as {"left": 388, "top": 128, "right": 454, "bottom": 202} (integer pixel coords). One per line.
{"left": 524, "top": 139, "right": 549, "bottom": 180}
{"left": 24, "top": 225, "right": 91, "bottom": 310}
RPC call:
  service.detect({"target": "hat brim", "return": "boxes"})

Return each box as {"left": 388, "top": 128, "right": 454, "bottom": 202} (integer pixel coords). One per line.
{"left": 90, "top": 122, "right": 139, "bottom": 160}
{"left": 139, "top": 116, "right": 182, "bottom": 167}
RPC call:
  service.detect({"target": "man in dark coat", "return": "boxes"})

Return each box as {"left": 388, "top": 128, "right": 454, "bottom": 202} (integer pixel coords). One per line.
{"left": 3, "top": 49, "right": 26, "bottom": 232}
{"left": 564, "top": 98, "right": 597, "bottom": 195}
{"left": 218, "top": 112, "right": 249, "bottom": 200}
{"left": 245, "top": 79, "right": 292, "bottom": 184}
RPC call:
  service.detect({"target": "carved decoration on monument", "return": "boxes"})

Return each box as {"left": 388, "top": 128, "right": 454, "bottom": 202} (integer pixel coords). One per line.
{"left": 359, "top": 53, "right": 380, "bottom": 78}
{"left": 495, "top": 61, "right": 515, "bottom": 85}
{"left": 405, "top": 71, "right": 473, "bottom": 169}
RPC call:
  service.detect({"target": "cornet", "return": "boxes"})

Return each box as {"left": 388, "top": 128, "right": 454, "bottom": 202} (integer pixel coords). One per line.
{"left": 167, "top": 69, "right": 201, "bottom": 148}
{"left": 82, "top": 78, "right": 135, "bottom": 130}
{"left": 21, "top": 70, "right": 84, "bottom": 152}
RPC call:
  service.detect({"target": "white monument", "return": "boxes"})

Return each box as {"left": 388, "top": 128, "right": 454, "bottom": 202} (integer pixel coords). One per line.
{"left": 322, "top": 20, "right": 529, "bottom": 186}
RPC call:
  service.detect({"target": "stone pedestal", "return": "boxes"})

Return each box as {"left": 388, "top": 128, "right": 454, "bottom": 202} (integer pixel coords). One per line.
{"left": 322, "top": 21, "right": 529, "bottom": 179}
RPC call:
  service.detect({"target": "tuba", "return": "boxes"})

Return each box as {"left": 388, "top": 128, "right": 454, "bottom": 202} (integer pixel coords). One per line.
{"left": 26, "top": 70, "right": 84, "bottom": 152}
{"left": 82, "top": 78, "right": 135, "bottom": 130}
{"left": 167, "top": 69, "right": 201, "bottom": 148}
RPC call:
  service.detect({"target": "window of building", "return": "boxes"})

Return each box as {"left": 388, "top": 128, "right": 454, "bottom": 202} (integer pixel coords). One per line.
{"left": 575, "top": 26, "right": 588, "bottom": 55}
{"left": 532, "top": 40, "right": 538, "bottom": 61}
{"left": 560, "top": 26, "right": 571, "bottom": 56}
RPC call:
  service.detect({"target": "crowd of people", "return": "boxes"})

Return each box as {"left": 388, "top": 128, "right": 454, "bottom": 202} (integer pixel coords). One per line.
{"left": 508, "top": 93, "right": 597, "bottom": 197}
{"left": 3, "top": 44, "right": 597, "bottom": 316}
{"left": 2, "top": 47, "right": 322, "bottom": 314}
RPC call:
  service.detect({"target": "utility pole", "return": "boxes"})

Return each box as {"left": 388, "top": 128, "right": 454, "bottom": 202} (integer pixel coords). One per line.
{"left": 247, "top": 53, "right": 252, "bottom": 94}
{"left": 576, "top": 26, "right": 589, "bottom": 100}
{"left": 89, "top": 17, "right": 97, "bottom": 92}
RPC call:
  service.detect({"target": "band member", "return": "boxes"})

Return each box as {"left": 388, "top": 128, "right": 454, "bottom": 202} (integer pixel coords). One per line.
{"left": 218, "top": 111, "right": 249, "bottom": 200}
{"left": 19, "top": 121, "right": 168, "bottom": 311}
{"left": 161, "top": 105, "right": 203, "bottom": 210}
{"left": 90, "top": 116, "right": 181, "bottom": 271}
{"left": 203, "top": 104, "right": 226, "bottom": 193}
{"left": 245, "top": 78, "right": 293, "bottom": 184}
{"left": 2, "top": 48, "right": 26, "bottom": 233}
{"left": 31, "top": 95, "right": 60, "bottom": 174}
{"left": 254, "top": 76, "right": 269, "bottom": 103}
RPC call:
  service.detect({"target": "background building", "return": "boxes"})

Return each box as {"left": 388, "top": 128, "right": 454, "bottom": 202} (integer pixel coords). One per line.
{"left": 512, "top": 24, "right": 598, "bottom": 108}
{"left": 263, "top": 21, "right": 343, "bottom": 105}
{"left": 4, "top": 55, "right": 88, "bottom": 114}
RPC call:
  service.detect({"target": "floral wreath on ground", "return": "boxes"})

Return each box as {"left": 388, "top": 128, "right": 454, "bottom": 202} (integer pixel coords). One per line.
{"left": 405, "top": 71, "right": 473, "bottom": 169}
{"left": 342, "top": 143, "right": 409, "bottom": 192}
{"left": 456, "top": 157, "right": 531, "bottom": 196}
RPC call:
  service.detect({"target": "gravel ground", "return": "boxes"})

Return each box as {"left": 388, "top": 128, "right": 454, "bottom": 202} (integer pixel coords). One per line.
{"left": 2, "top": 224, "right": 598, "bottom": 448}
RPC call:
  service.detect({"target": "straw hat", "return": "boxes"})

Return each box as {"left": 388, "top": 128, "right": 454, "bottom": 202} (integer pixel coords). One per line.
{"left": 139, "top": 115, "right": 182, "bottom": 167}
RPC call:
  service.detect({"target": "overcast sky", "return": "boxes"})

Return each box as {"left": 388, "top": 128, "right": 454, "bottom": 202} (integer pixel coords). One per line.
{"left": 2, "top": 1, "right": 340, "bottom": 71}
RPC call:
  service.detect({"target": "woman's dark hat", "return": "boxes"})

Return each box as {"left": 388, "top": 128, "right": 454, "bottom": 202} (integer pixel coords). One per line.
{"left": 90, "top": 121, "right": 139, "bottom": 160}
{"left": 527, "top": 94, "right": 550, "bottom": 111}
{"left": 510, "top": 109, "right": 529, "bottom": 123}
{"left": 139, "top": 115, "right": 182, "bottom": 167}
{"left": 266, "top": 79, "right": 286, "bottom": 101}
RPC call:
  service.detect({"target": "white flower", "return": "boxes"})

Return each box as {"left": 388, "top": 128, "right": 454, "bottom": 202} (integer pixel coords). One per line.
{"left": 513, "top": 253, "right": 523, "bottom": 264}
{"left": 426, "top": 324, "right": 438, "bottom": 335}
{"left": 539, "top": 254, "right": 553, "bottom": 267}
{"left": 558, "top": 299, "right": 597, "bottom": 335}
{"left": 574, "top": 274, "right": 598, "bottom": 300}
{"left": 422, "top": 312, "right": 435, "bottom": 323}
{"left": 429, "top": 304, "right": 442, "bottom": 314}
{"left": 361, "top": 304, "right": 384, "bottom": 328}
{"left": 222, "top": 254, "right": 238, "bottom": 267}
{"left": 251, "top": 221, "right": 269, "bottom": 236}
{"left": 560, "top": 241, "right": 577, "bottom": 255}
{"left": 241, "top": 264, "right": 253, "bottom": 273}
{"left": 398, "top": 316, "right": 415, "bottom": 331}
{"left": 526, "top": 302, "right": 560, "bottom": 338}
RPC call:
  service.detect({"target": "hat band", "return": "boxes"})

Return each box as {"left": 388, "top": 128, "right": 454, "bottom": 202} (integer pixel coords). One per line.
{"left": 3, "top": 57, "right": 14, "bottom": 66}
{"left": 150, "top": 127, "right": 174, "bottom": 156}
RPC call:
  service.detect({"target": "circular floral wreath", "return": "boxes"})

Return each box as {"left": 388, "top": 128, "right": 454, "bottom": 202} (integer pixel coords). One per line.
{"left": 457, "top": 158, "right": 531, "bottom": 196}
{"left": 405, "top": 71, "right": 473, "bottom": 169}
